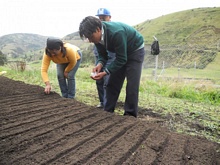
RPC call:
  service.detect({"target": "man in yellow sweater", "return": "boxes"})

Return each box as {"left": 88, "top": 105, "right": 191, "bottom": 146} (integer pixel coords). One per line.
{"left": 41, "top": 38, "right": 82, "bottom": 98}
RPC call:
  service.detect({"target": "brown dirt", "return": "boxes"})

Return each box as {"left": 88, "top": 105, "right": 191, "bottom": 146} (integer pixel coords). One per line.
{"left": 0, "top": 76, "right": 219, "bottom": 165}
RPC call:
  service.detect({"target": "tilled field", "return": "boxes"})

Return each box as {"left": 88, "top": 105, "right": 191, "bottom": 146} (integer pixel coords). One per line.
{"left": 0, "top": 76, "right": 219, "bottom": 165}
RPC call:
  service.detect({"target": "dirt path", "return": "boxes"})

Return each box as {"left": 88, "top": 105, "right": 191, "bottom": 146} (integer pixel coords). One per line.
{"left": 0, "top": 76, "right": 219, "bottom": 165}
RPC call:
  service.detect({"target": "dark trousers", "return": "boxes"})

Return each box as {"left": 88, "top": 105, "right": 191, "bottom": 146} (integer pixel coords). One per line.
{"left": 104, "top": 47, "right": 145, "bottom": 117}
{"left": 96, "top": 78, "right": 104, "bottom": 104}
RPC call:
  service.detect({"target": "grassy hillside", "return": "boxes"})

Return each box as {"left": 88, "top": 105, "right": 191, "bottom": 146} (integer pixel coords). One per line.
{"left": 137, "top": 7, "right": 220, "bottom": 70}
{"left": 136, "top": 7, "right": 220, "bottom": 46}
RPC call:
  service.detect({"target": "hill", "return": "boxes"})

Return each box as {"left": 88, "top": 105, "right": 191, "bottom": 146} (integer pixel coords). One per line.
{"left": 0, "top": 7, "right": 219, "bottom": 68}
{"left": 136, "top": 7, "right": 220, "bottom": 69}
{"left": 0, "top": 33, "right": 47, "bottom": 61}
{"left": 136, "top": 7, "right": 220, "bottom": 47}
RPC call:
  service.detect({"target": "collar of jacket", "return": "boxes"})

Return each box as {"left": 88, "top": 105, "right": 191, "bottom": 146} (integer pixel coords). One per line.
{"left": 99, "top": 24, "right": 105, "bottom": 45}
{"left": 100, "top": 23, "right": 108, "bottom": 49}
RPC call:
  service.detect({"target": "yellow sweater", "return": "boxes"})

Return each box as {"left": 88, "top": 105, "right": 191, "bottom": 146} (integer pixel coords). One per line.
{"left": 41, "top": 43, "right": 81, "bottom": 83}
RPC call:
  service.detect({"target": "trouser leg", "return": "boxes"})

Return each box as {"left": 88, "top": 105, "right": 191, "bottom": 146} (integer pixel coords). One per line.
{"left": 67, "top": 50, "right": 82, "bottom": 98}
{"left": 104, "top": 66, "right": 125, "bottom": 113}
{"left": 96, "top": 78, "right": 104, "bottom": 104}
{"left": 57, "top": 50, "right": 82, "bottom": 99}
{"left": 103, "top": 53, "right": 115, "bottom": 107}
{"left": 103, "top": 74, "right": 109, "bottom": 107}
{"left": 57, "top": 63, "right": 68, "bottom": 98}
{"left": 123, "top": 59, "right": 143, "bottom": 117}
{"left": 124, "top": 48, "right": 145, "bottom": 117}
{"left": 67, "top": 58, "right": 81, "bottom": 98}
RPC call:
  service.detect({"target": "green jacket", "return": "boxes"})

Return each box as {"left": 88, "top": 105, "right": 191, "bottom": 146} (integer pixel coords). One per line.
{"left": 95, "top": 21, "right": 144, "bottom": 74}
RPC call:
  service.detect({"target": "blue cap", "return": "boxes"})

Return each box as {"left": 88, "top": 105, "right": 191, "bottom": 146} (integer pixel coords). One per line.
{"left": 96, "top": 8, "right": 111, "bottom": 16}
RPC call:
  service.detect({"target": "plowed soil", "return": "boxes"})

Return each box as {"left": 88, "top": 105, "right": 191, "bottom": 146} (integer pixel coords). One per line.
{"left": 0, "top": 76, "right": 219, "bottom": 165}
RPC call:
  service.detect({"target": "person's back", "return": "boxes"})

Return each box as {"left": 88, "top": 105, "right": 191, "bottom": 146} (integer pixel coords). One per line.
{"left": 98, "top": 21, "right": 144, "bottom": 55}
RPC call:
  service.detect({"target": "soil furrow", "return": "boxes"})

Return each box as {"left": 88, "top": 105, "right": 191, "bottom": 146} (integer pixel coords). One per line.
{"left": 0, "top": 92, "right": 42, "bottom": 101}
{"left": 0, "top": 76, "right": 219, "bottom": 165}
{"left": 0, "top": 91, "right": 60, "bottom": 104}
{"left": 3, "top": 111, "right": 106, "bottom": 164}
{"left": 0, "top": 96, "right": 70, "bottom": 115}
{"left": 2, "top": 110, "right": 100, "bottom": 152}
{"left": 182, "top": 136, "right": 219, "bottom": 164}
{"left": 158, "top": 134, "right": 186, "bottom": 164}
{"left": 0, "top": 99, "right": 55, "bottom": 113}
{"left": 40, "top": 118, "right": 130, "bottom": 164}
{"left": 0, "top": 106, "right": 88, "bottom": 139}
{"left": 48, "top": 118, "right": 135, "bottom": 165}
{"left": 12, "top": 115, "right": 125, "bottom": 165}
{"left": 115, "top": 128, "right": 154, "bottom": 165}
{"left": 0, "top": 101, "right": 89, "bottom": 129}
{"left": 150, "top": 135, "right": 170, "bottom": 164}
{"left": 0, "top": 107, "right": 96, "bottom": 150}
{"left": 84, "top": 121, "right": 151, "bottom": 164}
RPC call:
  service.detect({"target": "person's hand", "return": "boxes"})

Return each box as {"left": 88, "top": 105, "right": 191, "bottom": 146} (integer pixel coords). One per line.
{"left": 91, "top": 71, "right": 107, "bottom": 80}
{"left": 64, "top": 72, "right": 68, "bottom": 78}
{"left": 44, "top": 84, "right": 51, "bottom": 94}
{"left": 93, "top": 63, "right": 102, "bottom": 73}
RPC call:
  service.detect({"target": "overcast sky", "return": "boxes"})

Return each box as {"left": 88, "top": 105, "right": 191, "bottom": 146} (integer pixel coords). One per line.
{"left": 0, "top": 0, "right": 219, "bottom": 38}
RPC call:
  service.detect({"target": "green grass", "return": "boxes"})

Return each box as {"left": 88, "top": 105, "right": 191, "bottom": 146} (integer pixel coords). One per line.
{"left": 0, "top": 62, "right": 219, "bottom": 143}
{"left": 136, "top": 7, "right": 220, "bottom": 45}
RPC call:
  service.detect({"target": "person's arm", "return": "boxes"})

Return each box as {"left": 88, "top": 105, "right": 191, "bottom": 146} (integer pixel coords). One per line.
{"left": 41, "top": 54, "right": 51, "bottom": 94}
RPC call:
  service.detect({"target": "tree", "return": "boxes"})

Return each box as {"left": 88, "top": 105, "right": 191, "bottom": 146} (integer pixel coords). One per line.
{"left": 0, "top": 51, "right": 7, "bottom": 66}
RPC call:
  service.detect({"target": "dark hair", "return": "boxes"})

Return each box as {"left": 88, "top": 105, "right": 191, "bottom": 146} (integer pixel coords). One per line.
{"left": 45, "top": 38, "right": 66, "bottom": 57}
{"left": 45, "top": 47, "right": 66, "bottom": 58}
{"left": 79, "top": 16, "right": 102, "bottom": 40}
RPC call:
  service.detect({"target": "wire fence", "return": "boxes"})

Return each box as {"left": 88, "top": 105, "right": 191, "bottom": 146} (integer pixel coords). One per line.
{"left": 142, "top": 42, "right": 220, "bottom": 86}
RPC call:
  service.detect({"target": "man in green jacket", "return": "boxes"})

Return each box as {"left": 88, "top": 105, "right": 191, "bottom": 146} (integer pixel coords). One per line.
{"left": 79, "top": 16, "right": 145, "bottom": 117}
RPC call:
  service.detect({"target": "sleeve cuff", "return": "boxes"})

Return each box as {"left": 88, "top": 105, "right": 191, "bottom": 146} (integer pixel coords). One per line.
{"left": 104, "top": 68, "right": 110, "bottom": 75}
{"left": 97, "top": 62, "right": 103, "bottom": 67}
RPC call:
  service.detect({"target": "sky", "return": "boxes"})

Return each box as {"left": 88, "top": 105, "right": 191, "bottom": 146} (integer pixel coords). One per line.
{"left": 0, "top": 0, "right": 219, "bottom": 38}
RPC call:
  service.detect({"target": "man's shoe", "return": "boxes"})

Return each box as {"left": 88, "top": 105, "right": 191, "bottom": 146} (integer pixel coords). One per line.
{"left": 96, "top": 103, "right": 104, "bottom": 108}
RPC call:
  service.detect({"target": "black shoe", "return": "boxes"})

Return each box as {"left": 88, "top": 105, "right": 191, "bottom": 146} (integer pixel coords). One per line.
{"left": 124, "top": 112, "right": 137, "bottom": 118}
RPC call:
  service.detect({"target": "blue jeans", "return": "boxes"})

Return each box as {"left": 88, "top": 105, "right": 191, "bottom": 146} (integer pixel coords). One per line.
{"left": 57, "top": 50, "right": 82, "bottom": 98}
{"left": 95, "top": 51, "right": 115, "bottom": 105}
